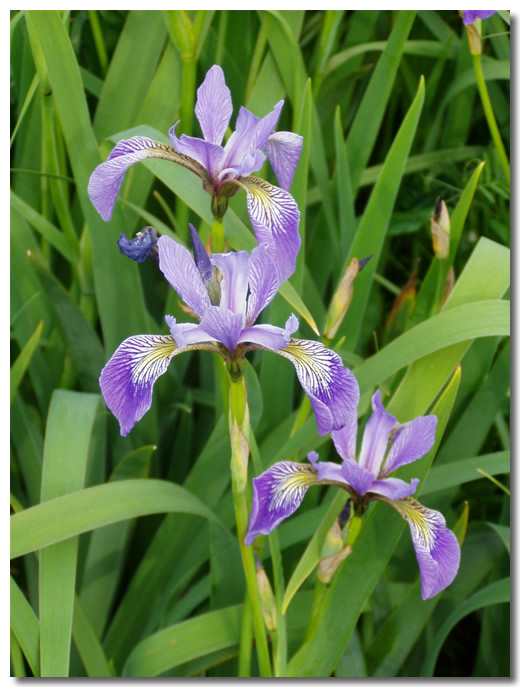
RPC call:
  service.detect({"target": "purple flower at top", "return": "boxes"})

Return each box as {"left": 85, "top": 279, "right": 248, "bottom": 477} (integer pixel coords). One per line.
{"left": 246, "top": 390, "right": 460, "bottom": 600}
{"left": 88, "top": 65, "right": 303, "bottom": 284}
{"left": 100, "top": 228, "right": 359, "bottom": 438}
{"left": 462, "top": 10, "right": 497, "bottom": 24}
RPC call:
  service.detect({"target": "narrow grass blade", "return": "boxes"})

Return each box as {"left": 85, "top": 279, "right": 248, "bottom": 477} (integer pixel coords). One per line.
{"left": 10, "top": 576, "right": 40, "bottom": 677}
{"left": 10, "top": 320, "right": 43, "bottom": 404}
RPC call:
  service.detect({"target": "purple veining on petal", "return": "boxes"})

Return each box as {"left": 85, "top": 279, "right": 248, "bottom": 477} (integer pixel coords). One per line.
{"left": 194, "top": 64, "right": 233, "bottom": 145}
{"left": 198, "top": 306, "right": 244, "bottom": 353}
{"left": 245, "top": 461, "right": 319, "bottom": 545}
{"left": 358, "top": 390, "right": 397, "bottom": 475}
{"left": 382, "top": 415, "right": 437, "bottom": 477}
{"left": 277, "top": 338, "right": 360, "bottom": 436}
{"left": 157, "top": 235, "right": 211, "bottom": 319}
{"left": 99, "top": 334, "right": 178, "bottom": 436}
{"left": 264, "top": 131, "right": 303, "bottom": 191}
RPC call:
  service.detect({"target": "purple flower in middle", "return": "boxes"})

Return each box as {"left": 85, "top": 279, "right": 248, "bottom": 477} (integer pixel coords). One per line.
{"left": 246, "top": 391, "right": 461, "bottom": 600}
{"left": 100, "top": 230, "right": 359, "bottom": 438}
{"left": 88, "top": 65, "right": 303, "bottom": 284}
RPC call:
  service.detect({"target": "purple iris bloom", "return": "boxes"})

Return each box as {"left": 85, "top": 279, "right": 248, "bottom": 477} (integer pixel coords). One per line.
{"left": 462, "top": 10, "right": 497, "bottom": 24}
{"left": 246, "top": 390, "right": 460, "bottom": 600}
{"left": 99, "top": 230, "right": 359, "bottom": 438}
{"left": 88, "top": 64, "right": 303, "bottom": 284}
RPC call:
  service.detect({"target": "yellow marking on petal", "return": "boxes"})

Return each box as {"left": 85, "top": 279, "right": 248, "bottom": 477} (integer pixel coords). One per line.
{"left": 280, "top": 339, "right": 334, "bottom": 395}
{"left": 130, "top": 336, "right": 178, "bottom": 385}
{"left": 388, "top": 496, "right": 444, "bottom": 551}
{"left": 270, "top": 463, "right": 319, "bottom": 511}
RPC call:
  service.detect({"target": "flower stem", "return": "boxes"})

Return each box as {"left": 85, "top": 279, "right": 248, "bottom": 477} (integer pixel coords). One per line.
{"left": 211, "top": 217, "right": 225, "bottom": 254}
{"left": 238, "top": 590, "right": 253, "bottom": 677}
{"left": 472, "top": 53, "right": 510, "bottom": 184}
{"left": 228, "top": 375, "right": 272, "bottom": 677}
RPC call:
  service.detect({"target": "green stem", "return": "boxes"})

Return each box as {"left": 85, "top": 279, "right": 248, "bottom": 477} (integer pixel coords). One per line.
{"left": 228, "top": 376, "right": 272, "bottom": 677}
{"left": 238, "top": 590, "right": 253, "bottom": 677}
{"left": 88, "top": 10, "right": 108, "bottom": 75}
{"left": 472, "top": 53, "right": 510, "bottom": 184}
{"left": 211, "top": 217, "right": 225, "bottom": 254}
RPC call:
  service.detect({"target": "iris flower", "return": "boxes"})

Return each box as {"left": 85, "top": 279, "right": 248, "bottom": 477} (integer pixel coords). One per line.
{"left": 462, "top": 10, "right": 496, "bottom": 24}
{"left": 100, "top": 229, "right": 359, "bottom": 438}
{"left": 88, "top": 65, "right": 303, "bottom": 283}
{"left": 246, "top": 390, "right": 460, "bottom": 599}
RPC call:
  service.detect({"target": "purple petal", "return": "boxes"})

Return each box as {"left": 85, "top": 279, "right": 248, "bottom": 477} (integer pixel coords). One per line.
{"left": 157, "top": 235, "right": 211, "bottom": 319}
{"left": 368, "top": 477, "right": 419, "bottom": 500}
{"left": 168, "top": 122, "right": 225, "bottom": 180}
{"left": 332, "top": 410, "right": 359, "bottom": 462}
{"left": 358, "top": 390, "right": 397, "bottom": 475}
{"left": 463, "top": 10, "right": 496, "bottom": 24}
{"left": 198, "top": 306, "right": 244, "bottom": 353}
{"left": 264, "top": 131, "right": 303, "bottom": 191}
{"left": 88, "top": 136, "right": 177, "bottom": 221}
{"left": 245, "top": 461, "right": 319, "bottom": 545}
{"left": 240, "top": 176, "right": 301, "bottom": 284}
{"left": 211, "top": 251, "right": 250, "bottom": 315}
{"left": 309, "top": 455, "right": 350, "bottom": 485}
{"left": 340, "top": 457, "right": 376, "bottom": 495}
{"left": 118, "top": 227, "right": 158, "bottom": 263}
{"left": 220, "top": 149, "right": 266, "bottom": 180}
{"left": 239, "top": 323, "right": 290, "bottom": 350}
{"left": 99, "top": 334, "right": 178, "bottom": 436}
{"left": 245, "top": 245, "right": 279, "bottom": 326}
{"left": 164, "top": 316, "right": 216, "bottom": 349}
{"left": 222, "top": 102, "right": 283, "bottom": 172}
{"left": 276, "top": 338, "right": 360, "bottom": 436}
{"left": 382, "top": 415, "right": 437, "bottom": 477}
{"left": 194, "top": 64, "right": 233, "bottom": 145}
{"left": 387, "top": 496, "right": 461, "bottom": 600}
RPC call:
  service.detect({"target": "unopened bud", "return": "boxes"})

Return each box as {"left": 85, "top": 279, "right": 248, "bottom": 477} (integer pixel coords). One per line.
{"left": 466, "top": 21, "right": 482, "bottom": 55}
{"left": 255, "top": 554, "right": 277, "bottom": 632}
{"left": 317, "top": 545, "right": 352, "bottom": 584}
{"left": 430, "top": 198, "right": 450, "bottom": 259}
{"left": 324, "top": 258, "right": 360, "bottom": 340}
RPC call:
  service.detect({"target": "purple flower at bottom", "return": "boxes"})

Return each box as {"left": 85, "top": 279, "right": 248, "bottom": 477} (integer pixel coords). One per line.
{"left": 99, "top": 231, "right": 359, "bottom": 438}
{"left": 246, "top": 390, "right": 460, "bottom": 600}
{"left": 88, "top": 65, "right": 303, "bottom": 284}
{"left": 462, "top": 10, "right": 497, "bottom": 24}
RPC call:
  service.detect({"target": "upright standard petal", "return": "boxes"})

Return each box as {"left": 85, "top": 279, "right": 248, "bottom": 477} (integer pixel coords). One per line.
{"left": 194, "top": 64, "right": 233, "bottom": 145}
{"left": 240, "top": 176, "right": 301, "bottom": 283}
{"left": 276, "top": 339, "right": 360, "bottom": 436}
{"left": 358, "top": 390, "right": 397, "bottom": 475}
{"left": 264, "top": 131, "right": 303, "bottom": 191}
{"left": 245, "top": 245, "right": 280, "bottom": 326}
{"left": 222, "top": 102, "right": 283, "bottom": 172}
{"left": 332, "top": 409, "right": 359, "bottom": 462}
{"left": 245, "top": 461, "right": 320, "bottom": 545}
{"left": 168, "top": 123, "right": 225, "bottom": 180}
{"left": 88, "top": 136, "right": 204, "bottom": 221}
{"left": 99, "top": 334, "right": 178, "bottom": 436}
{"left": 382, "top": 415, "right": 437, "bottom": 476}
{"left": 385, "top": 496, "right": 461, "bottom": 600}
{"left": 211, "top": 251, "right": 250, "bottom": 315}
{"left": 157, "top": 236, "right": 211, "bottom": 319}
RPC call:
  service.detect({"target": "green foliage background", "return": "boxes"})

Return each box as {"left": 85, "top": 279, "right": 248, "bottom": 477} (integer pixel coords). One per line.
{"left": 10, "top": 10, "right": 510, "bottom": 677}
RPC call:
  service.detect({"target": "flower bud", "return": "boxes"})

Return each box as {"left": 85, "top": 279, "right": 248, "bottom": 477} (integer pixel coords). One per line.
{"left": 254, "top": 554, "right": 277, "bottom": 632}
{"left": 118, "top": 227, "right": 158, "bottom": 263}
{"left": 324, "top": 258, "right": 360, "bottom": 340}
{"left": 317, "top": 546, "right": 352, "bottom": 584}
{"left": 430, "top": 197, "right": 450, "bottom": 259}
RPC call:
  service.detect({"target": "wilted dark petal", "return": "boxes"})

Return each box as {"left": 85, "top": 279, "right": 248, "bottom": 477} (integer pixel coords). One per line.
{"left": 332, "top": 410, "right": 359, "bottom": 462}
{"left": 198, "top": 305, "right": 244, "bottom": 353}
{"left": 368, "top": 476, "right": 419, "bottom": 500}
{"left": 358, "top": 390, "right": 397, "bottom": 475}
{"left": 245, "top": 461, "right": 319, "bottom": 545}
{"left": 240, "top": 176, "right": 301, "bottom": 284}
{"left": 382, "top": 415, "right": 437, "bottom": 477}
{"left": 168, "top": 123, "right": 225, "bottom": 180}
{"left": 157, "top": 235, "right": 211, "bottom": 319}
{"left": 88, "top": 136, "right": 182, "bottom": 221}
{"left": 194, "top": 64, "right": 233, "bottom": 145}
{"left": 189, "top": 224, "right": 221, "bottom": 305}
{"left": 164, "top": 316, "right": 216, "bottom": 349}
{"left": 211, "top": 251, "right": 250, "bottom": 315}
{"left": 386, "top": 496, "right": 461, "bottom": 600}
{"left": 99, "top": 334, "right": 178, "bottom": 436}
{"left": 245, "top": 245, "right": 280, "bottom": 325}
{"left": 264, "top": 131, "right": 303, "bottom": 191}
{"left": 118, "top": 228, "right": 158, "bottom": 263}
{"left": 462, "top": 10, "right": 496, "bottom": 24}
{"left": 277, "top": 339, "right": 360, "bottom": 436}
